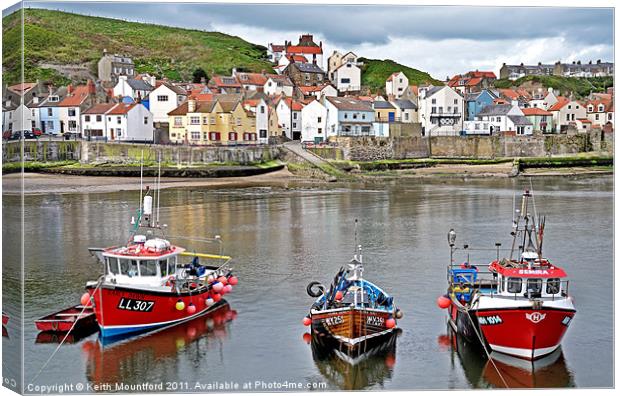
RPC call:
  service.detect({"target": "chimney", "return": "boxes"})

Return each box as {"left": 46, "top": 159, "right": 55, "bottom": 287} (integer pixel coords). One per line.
{"left": 200, "top": 76, "right": 206, "bottom": 84}
{"left": 87, "top": 79, "right": 96, "bottom": 94}
{"left": 577, "top": 60, "right": 581, "bottom": 65}
{"left": 188, "top": 99, "right": 196, "bottom": 113}
{"left": 589, "top": 60, "right": 592, "bottom": 64}
{"left": 67, "top": 84, "right": 74, "bottom": 94}
{"left": 572, "top": 61, "right": 576, "bottom": 64}
{"left": 103, "top": 48, "right": 107, "bottom": 56}
{"left": 597, "top": 59, "right": 601, "bottom": 64}
{"left": 520, "top": 62, "right": 524, "bottom": 66}
{"left": 232, "top": 68, "right": 237, "bottom": 76}
{"left": 149, "top": 75, "right": 156, "bottom": 87}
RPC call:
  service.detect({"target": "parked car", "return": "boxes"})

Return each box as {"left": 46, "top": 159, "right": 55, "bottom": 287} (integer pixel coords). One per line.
{"left": 32, "top": 128, "right": 42, "bottom": 137}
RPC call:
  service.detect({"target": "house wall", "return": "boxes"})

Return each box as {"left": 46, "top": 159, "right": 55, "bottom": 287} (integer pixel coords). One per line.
{"left": 124, "top": 105, "right": 154, "bottom": 142}
{"left": 300, "top": 101, "right": 327, "bottom": 143}
{"left": 150, "top": 85, "right": 182, "bottom": 123}
{"left": 334, "top": 63, "right": 361, "bottom": 92}
{"left": 39, "top": 106, "right": 62, "bottom": 134}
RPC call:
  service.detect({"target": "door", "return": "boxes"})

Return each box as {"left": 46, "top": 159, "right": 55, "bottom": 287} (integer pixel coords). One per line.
{"left": 110, "top": 128, "right": 115, "bottom": 140}
{"left": 388, "top": 112, "right": 395, "bottom": 122}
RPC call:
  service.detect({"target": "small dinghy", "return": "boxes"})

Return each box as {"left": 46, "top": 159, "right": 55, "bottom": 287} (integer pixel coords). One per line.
{"left": 35, "top": 305, "right": 97, "bottom": 333}
{"left": 303, "top": 228, "right": 402, "bottom": 358}
{"left": 2, "top": 312, "right": 8, "bottom": 326}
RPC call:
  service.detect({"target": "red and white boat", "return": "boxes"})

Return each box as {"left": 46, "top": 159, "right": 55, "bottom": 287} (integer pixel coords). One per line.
{"left": 84, "top": 180, "right": 238, "bottom": 341}
{"left": 440, "top": 189, "right": 575, "bottom": 360}
{"left": 2, "top": 312, "right": 8, "bottom": 327}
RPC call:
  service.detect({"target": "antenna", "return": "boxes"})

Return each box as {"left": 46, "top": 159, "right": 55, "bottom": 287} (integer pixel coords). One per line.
{"left": 156, "top": 151, "right": 162, "bottom": 226}
{"left": 138, "top": 150, "right": 144, "bottom": 216}
{"left": 353, "top": 219, "right": 358, "bottom": 256}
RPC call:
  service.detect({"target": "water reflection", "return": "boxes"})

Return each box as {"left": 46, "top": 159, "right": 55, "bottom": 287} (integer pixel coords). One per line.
{"left": 83, "top": 302, "right": 236, "bottom": 385}
{"left": 441, "top": 328, "right": 574, "bottom": 388}
{"left": 309, "top": 331, "right": 398, "bottom": 390}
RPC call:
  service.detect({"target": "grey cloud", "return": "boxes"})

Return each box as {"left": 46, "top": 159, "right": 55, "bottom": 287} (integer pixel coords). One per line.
{"left": 27, "top": 2, "right": 613, "bottom": 47}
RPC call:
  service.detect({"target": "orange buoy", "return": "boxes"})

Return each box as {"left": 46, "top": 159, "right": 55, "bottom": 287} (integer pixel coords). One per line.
{"left": 386, "top": 318, "right": 396, "bottom": 329}
{"left": 437, "top": 295, "right": 451, "bottom": 309}
{"left": 302, "top": 316, "right": 312, "bottom": 326}
{"left": 80, "top": 292, "right": 91, "bottom": 306}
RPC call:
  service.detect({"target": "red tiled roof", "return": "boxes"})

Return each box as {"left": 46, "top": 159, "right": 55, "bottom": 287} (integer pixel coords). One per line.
{"left": 547, "top": 97, "right": 569, "bottom": 112}
{"left": 287, "top": 54, "right": 308, "bottom": 63}
{"left": 499, "top": 89, "right": 520, "bottom": 100}
{"left": 107, "top": 103, "right": 137, "bottom": 115}
{"left": 236, "top": 73, "right": 269, "bottom": 86}
{"left": 386, "top": 72, "right": 402, "bottom": 82}
{"left": 8, "top": 82, "right": 37, "bottom": 94}
{"left": 466, "top": 77, "right": 483, "bottom": 86}
{"left": 209, "top": 75, "right": 241, "bottom": 88}
{"left": 577, "top": 118, "right": 592, "bottom": 123}
{"left": 83, "top": 103, "right": 117, "bottom": 114}
{"left": 281, "top": 97, "right": 304, "bottom": 111}
{"left": 286, "top": 45, "right": 322, "bottom": 54}
{"left": 58, "top": 85, "right": 91, "bottom": 107}
{"left": 270, "top": 44, "right": 285, "bottom": 52}
{"left": 467, "top": 71, "right": 496, "bottom": 79}
{"left": 190, "top": 93, "right": 214, "bottom": 101}
{"left": 586, "top": 99, "right": 612, "bottom": 113}
{"left": 522, "top": 107, "right": 552, "bottom": 116}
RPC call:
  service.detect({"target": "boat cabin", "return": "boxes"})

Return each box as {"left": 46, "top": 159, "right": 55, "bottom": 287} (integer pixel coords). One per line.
{"left": 102, "top": 236, "right": 186, "bottom": 287}
{"left": 489, "top": 256, "right": 569, "bottom": 299}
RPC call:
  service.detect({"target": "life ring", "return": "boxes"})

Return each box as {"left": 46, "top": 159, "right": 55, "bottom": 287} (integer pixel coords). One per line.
{"left": 306, "top": 281, "right": 325, "bottom": 298}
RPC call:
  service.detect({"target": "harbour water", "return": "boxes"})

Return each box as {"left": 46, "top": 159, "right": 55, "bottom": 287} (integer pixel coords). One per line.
{"left": 2, "top": 176, "right": 613, "bottom": 390}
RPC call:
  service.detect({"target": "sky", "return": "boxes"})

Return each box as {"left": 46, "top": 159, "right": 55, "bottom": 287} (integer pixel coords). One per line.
{"left": 15, "top": 1, "right": 616, "bottom": 79}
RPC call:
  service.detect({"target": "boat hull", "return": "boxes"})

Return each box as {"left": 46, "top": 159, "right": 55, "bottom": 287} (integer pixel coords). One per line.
{"left": 35, "top": 305, "right": 97, "bottom": 333}
{"left": 475, "top": 307, "right": 575, "bottom": 360}
{"left": 310, "top": 307, "right": 395, "bottom": 357}
{"left": 86, "top": 284, "right": 222, "bottom": 339}
{"left": 2, "top": 312, "right": 8, "bottom": 326}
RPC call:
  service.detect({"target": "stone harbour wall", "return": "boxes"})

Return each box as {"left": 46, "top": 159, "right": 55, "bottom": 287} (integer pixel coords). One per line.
{"left": 3, "top": 141, "right": 282, "bottom": 165}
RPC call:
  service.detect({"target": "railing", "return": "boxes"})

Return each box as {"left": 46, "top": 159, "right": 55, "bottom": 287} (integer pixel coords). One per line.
{"left": 430, "top": 111, "right": 461, "bottom": 117}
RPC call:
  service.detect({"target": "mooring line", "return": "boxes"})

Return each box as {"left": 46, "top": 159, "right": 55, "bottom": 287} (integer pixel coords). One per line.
{"left": 31, "top": 277, "right": 104, "bottom": 383}
{"left": 465, "top": 307, "right": 509, "bottom": 389}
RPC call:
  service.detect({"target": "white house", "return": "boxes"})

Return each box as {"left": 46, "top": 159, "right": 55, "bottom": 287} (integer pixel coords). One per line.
{"left": 113, "top": 76, "right": 154, "bottom": 101}
{"left": 267, "top": 43, "right": 286, "bottom": 63}
{"left": 548, "top": 97, "right": 587, "bottom": 131}
{"left": 324, "top": 96, "right": 375, "bottom": 137}
{"left": 298, "top": 84, "right": 338, "bottom": 100}
{"left": 300, "top": 99, "right": 327, "bottom": 143}
{"left": 333, "top": 61, "right": 361, "bottom": 92}
{"left": 243, "top": 98, "right": 270, "bottom": 144}
{"left": 264, "top": 75, "right": 294, "bottom": 97}
{"left": 464, "top": 103, "right": 533, "bottom": 135}
{"left": 82, "top": 102, "right": 153, "bottom": 142}
{"left": 149, "top": 82, "right": 187, "bottom": 123}
{"left": 276, "top": 97, "right": 303, "bottom": 139}
{"left": 418, "top": 85, "right": 464, "bottom": 136}
{"left": 386, "top": 72, "right": 409, "bottom": 98}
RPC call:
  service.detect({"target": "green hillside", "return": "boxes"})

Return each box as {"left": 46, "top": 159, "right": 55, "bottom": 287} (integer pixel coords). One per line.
{"left": 493, "top": 75, "right": 613, "bottom": 98}
{"left": 358, "top": 57, "right": 442, "bottom": 93}
{"left": 2, "top": 8, "right": 273, "bottom": 86}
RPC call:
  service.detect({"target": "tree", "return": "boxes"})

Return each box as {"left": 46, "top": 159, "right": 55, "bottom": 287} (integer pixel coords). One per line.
{"left": 192, "top": 68, "right": 208, "bottom": 83}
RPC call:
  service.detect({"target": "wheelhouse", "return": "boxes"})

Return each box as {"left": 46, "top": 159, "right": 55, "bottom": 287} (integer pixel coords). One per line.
{"left": 489, "top": 258, "right": 569, "bottom": 300}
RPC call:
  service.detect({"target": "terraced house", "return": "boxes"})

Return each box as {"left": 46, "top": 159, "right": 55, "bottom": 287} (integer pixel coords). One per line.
{"left": 167, "top": 95, "right": 257, "bottom": 145}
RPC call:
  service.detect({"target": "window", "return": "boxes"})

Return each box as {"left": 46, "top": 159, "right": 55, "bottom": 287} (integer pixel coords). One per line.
{"left": 568, "top": 105, "right": 572, "bottom": 109}
{"left": 210, "top": 117, "right": 216, "bottom": 125}
{"left": 595, "top": 114, "right": 600, "bottom": 120}
{"left": 496, "top": 117, "right": 501, "bottom": 122}
{"left": 431, "top": 107, "right": 437, "bottom": 114}
{"left": 341, "top": 78, "right": 351, "bottom": 84}
{"left": 46, "top": 121, "right": 53, "bottom": 129}
{"left": 139, "top": 260, "right": 158, "bottom": 277}
{"left": 116, "top": 128, "right": 122, "bottom": 136}
{"left": 117, "top": 116, "right": 121, "bottom": 124}
{"left": 68, "top": 120, "right": 77, "bottom": 131}
{"left": 527, "top": 278, "right": 543, "bottom": 296}
{"left": 431, "top": 99, "right": 437, "bottom": 104}
{"left": 47, "top": 108, "right": 53, "bottom": 116}
{"left": 236, "top": 117, "right": 242, "bottom": 126}
{"left": 292, "top": 122, "right": 297, "bottom": 128}
{"left": 203, "top": 117, "right": 209, "bottom": 125}
{"left": 190, "top": 116, "right": 200, "bottom": 125}
{"left": 119, "top": 259, "right": 139, "bottom": 277}
{"left": 454, "top": 99, "right": 458, "bottom": 105}
{"left": 157, "top": 95, "right": 169, "bottom": 102}
{"left": 447, "top": 106, "right": 452, "bottom": 113}
{"left": 507, "top": 277, "right": 522, "bottom": 293}
{"left": 317, "top": 117, "right": 322, "bottom": 123}
{"left": 588, "top": 105, "right": 594, "bottom": 112}
{"left": 259, "top": 129, "right": 267, "bottom": 138}
{"left": 598, "top": 105, "right": 604, "bottom": 112}
{"left": 68, "top": 108, "right": 76, "bottom": 117}
{"left": 260, "top": 106, "right": 265, "bottom": 114}
{"left": 32, "top": 121, "right": 36, "bottom": 128}
{"left": 84, "top": 115, "right": 91, "bottom": 122}
{"left": 353, "top": 114, "right": 358, "bottom": 119}
{"left": 174, "top": 117, "right": 182, "bottom": 126}
{"left": 209, "top": 132, "right": 221, "bottom": 141}
{"left": 107, "top": 257, "right": 119, "bottom": 275}
{"left": 318, "top": 128, "right": 322, "bottom": 134}
{"left": 158, "top": 260, "right": 169, "bottom": 277}
{"left": 96, "top": 115, "right": 102, "bottom": 122}
{"left": 405, "top": 113, "right": 409, "bottom": 121}
{"left": 191, "top": 132, "right": 200, "bottom": 140}
{"left": 293, "top": 113, "right": 298, "bottom": 120}
{"left": 229, "top": 132, "right": 237, "bottom": 141}
{"left": 143, "top": 117, "right": 148, "bottom": 125}
{"left": 344, "top": 113, "right": 348, "bottom": 119}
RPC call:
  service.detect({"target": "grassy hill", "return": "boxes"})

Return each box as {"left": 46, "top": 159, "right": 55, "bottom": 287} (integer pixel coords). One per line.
{"left": 2, "top": 8, "right": 273, "bottom": 86}
{"left": 493, "top": 75, "right": 613, "bottom": 98}
{"left": 358, "top": 57, "right": 442, "bottom": 94}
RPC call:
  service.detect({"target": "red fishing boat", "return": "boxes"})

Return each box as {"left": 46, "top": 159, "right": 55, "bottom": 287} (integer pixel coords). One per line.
{"left": 440, "top": 189, "right": 575, "bottom": 360}
{"left": 2, "top": 312, "right": 8, "bottom": 326}
{"left": 83, "top": 170, "right": 238, "bottom": 341}
{"left": 35, "top": 305, "right": 97, "bottom": 333}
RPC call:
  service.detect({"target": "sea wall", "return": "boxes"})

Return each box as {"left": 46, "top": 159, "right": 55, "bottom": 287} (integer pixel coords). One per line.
{"left": 2, "top": 141, "right": 282, "bottom": 165}
{"left": 327, "top": 129, "right": 609, "bottom": 161}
